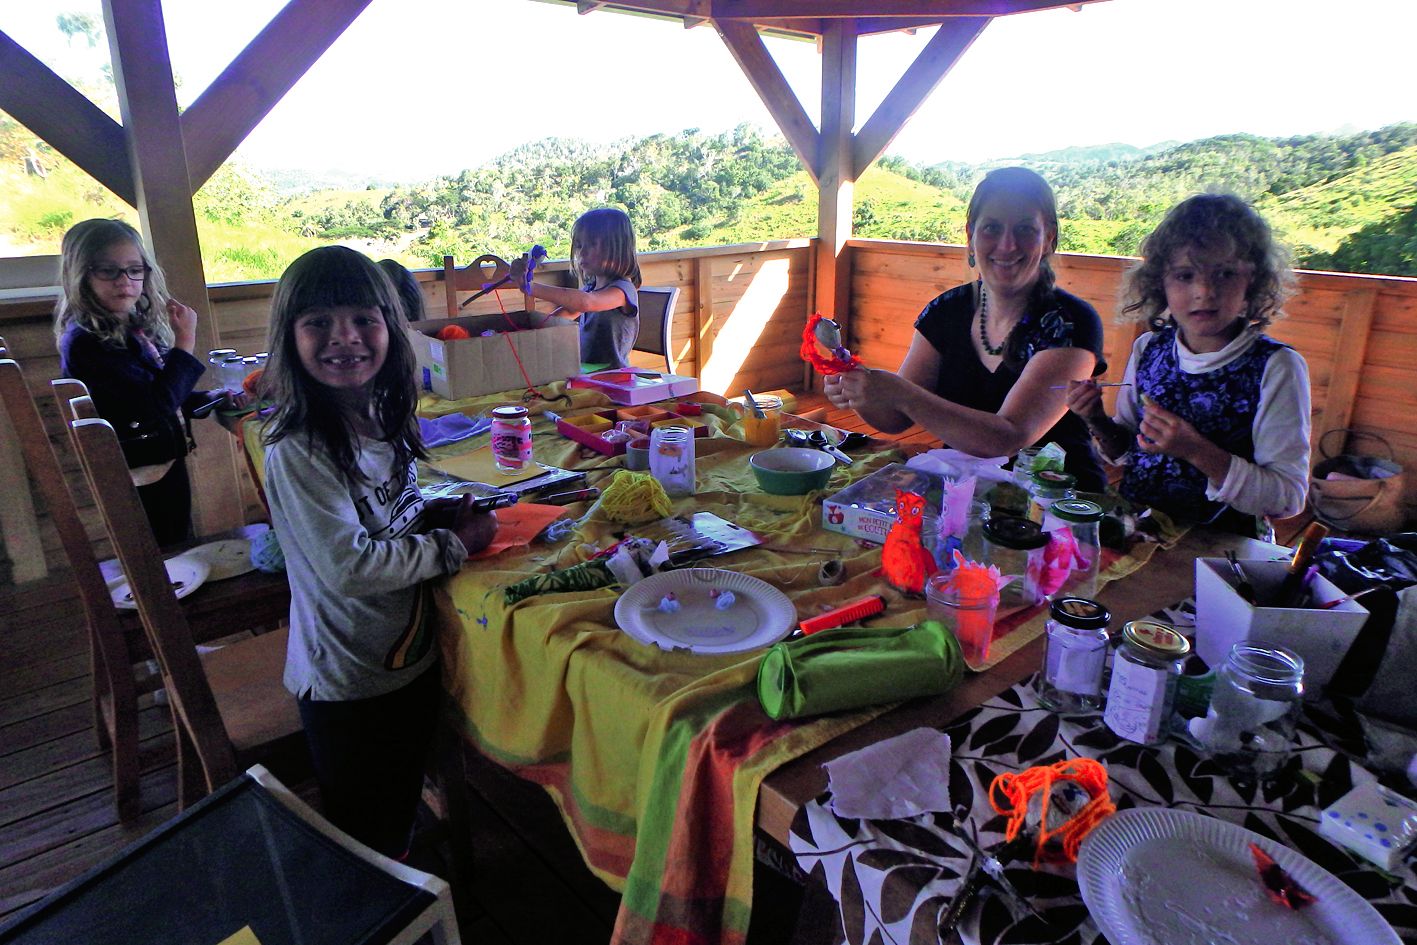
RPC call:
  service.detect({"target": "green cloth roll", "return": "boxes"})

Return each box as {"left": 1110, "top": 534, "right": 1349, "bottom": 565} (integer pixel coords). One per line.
{"left": 756, "top": 620, "right": 964, "bottom": 721}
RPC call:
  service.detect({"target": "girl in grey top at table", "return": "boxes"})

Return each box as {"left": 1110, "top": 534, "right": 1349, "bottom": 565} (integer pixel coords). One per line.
{"left": 512, "top": 206, "right": 642, "bottom": 368}
{"left": 262, "top": 246, "right": 497, "bottom": 858}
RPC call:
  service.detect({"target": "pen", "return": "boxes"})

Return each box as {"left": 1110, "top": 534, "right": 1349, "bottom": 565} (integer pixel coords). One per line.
{"left": 538, "top": 487, "right": 600, "bottom": 506}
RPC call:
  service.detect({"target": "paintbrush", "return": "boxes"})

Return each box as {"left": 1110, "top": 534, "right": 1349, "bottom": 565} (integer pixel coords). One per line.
{"left": 1047, "top": 382, "right": 1133, "bottom": 390}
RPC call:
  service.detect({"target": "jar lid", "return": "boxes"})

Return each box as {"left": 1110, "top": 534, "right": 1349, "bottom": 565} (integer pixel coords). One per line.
{"left": 1049, "top": 596, "right": 1110, "bottom": 629}
{"left": 982, "top": 515, "right": 1047, "bottom": 550}
{"left": 1049, "top": 498, "right": 1103, "bottom": 523}
{"left": 492, "top": 404, "right": 528, "bottom": 418}
{"left": 1030, "top": 469, "right": 1077, "bottom": 491}
{"left": 1122, "top": 619, "right": 1191, "bottom": 657}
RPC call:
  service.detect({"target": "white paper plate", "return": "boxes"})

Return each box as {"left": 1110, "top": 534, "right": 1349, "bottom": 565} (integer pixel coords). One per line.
{"left": 107, "top": 556, "right": 211, "bottom": 610}
{"left": 176, "top": 537, "right": 255, "bottom": 581}
{"left": 1078, "top": 807, "right": 1398, "bottom": 945}
{"left": 613, "top": 568, "right": 796, "bottom": 654}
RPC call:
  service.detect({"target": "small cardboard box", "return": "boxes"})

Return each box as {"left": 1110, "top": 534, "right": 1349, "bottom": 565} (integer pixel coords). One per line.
{"left": 821, "top": 463, "right": 945, "bottom": 544}
{"left": 568, "top": 370, "right": 699, "bottom": 405}
{"left": 409, "top": 311, "right": 580, "bottom": 400}
{"left": 1194, "top": 557, "right": 1369, "bottom": 692}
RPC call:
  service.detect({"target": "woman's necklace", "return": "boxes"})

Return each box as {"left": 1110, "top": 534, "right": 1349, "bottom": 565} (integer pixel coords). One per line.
{"left": 977, "top": 284, "right": 1008, "bottom": 357}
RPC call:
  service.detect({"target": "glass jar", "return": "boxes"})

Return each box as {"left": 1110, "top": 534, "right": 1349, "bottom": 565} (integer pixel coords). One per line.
{"left": 648, "top": 424, "right": 695, "bottom": 497}
{"left": 490, "top": 404, "right": 533, "bottom": 472}
{"left": 1104, "top": 620, "right": 1191, "bottom": 744}
{"left": 208, "top": 348, "right": 236, "bottom": 369}
{"left": 1042, "top": 498, "right": 1104, "bottom": 598}
{"left": 1027, "top": 470, "right": 1077, "bottom": 524}
{"left": 1039, "top": 597, "right": 1111, "bottom": 713}
{"left": 981, "top": 515, "right": 1047, "bottom": 609}
{"left": 1012, "top": 446, "right": 1042, "bottom": 489}
{"left": 220, "top": 355, "right": 247, "bottom": 394}
{"left": 739, "top": 394, "right": 783, "bottom": 447}
{"left": 1193, "top": 642, "right": 1304, "bottom": 778}
{"left": 925, "top": 572, "right": 999, "bottom": 670}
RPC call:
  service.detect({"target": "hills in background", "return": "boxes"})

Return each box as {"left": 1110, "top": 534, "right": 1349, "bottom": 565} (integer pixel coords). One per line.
{"left": 1, "top": 117, "right": 1414, "bottom": 281}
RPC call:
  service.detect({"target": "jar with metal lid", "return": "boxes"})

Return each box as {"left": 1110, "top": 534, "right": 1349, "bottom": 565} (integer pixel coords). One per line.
{"left": 1104, "top": 620, "right": 1190, "bottom": 744}
{"left": 490, "top": 404, "right": 533, "bottom": 472}
{"left": 981, "top": 515, "right": 1047, "bottom": 609}
{"left": 1190, "top": 642, "right": 1304, "bottom": 778}
{"left": 1039, "top": 596, "right": 1111, "bottom": 713}
{"left": 648, "top": 424, "right": 695, "bottom": 497}
{"left": 219, "top": 354, "right": 247, "bottom": 393}
{"left": 1027, "top": 469, "right": 1077, "bottom": 524}
{"left": 1042, "top": 498, "right": 1104, "bottom": 597}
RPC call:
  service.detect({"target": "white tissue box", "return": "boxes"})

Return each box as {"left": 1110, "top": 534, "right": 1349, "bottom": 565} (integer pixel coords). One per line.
{"left": 1194, "top": 558, "right": 1368, "bottom": 692}
{"left": 1319, "top": 781, "right": 1417, "bottom": 870}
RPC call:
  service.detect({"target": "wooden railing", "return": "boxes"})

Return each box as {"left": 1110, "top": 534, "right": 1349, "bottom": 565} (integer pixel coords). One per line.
{"left": 2, "top": 237, "right": 1414, "bottom": 573}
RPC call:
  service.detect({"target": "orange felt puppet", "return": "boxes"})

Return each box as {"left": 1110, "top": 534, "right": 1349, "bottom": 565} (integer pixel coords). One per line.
{"left": 882, "top": 490, "right": 938, "bottom": 594}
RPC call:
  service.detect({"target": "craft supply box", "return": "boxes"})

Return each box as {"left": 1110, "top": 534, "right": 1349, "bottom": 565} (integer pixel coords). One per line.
{"left": 568, "top": 370, "right": 699, "bottom": 405}
{"left": 410, "top": 311, "right": 580, "bottom": 400}
{"left": 1193, "top": 557, "right": 1369, "bottom": 692}
{"left": 821, "top": 463, "right": 945, "bottom": 544}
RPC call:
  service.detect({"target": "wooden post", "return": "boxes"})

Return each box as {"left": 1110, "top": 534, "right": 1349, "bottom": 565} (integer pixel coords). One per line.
{"left": 103, "top": 0, "right": 242, "bottom": 533}
{"left": 815, "top": 21, "right": 857, "bottom": 332}
{"left": 1316, "top": 286, "right": 1378, "bottom": 448}
{"left": 694, "top": 255, "right": 714, "bottom": 375}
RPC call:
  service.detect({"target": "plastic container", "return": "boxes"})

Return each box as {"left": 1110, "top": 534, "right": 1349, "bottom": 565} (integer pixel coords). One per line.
{"left": 1039, "top": 596, "right": 1111, "bottom": 713}
{"left": 1027, "top": 469, "right": 1077, "bottom": 524}
{"left": 649, "top": 425, "right": 695, "bottom": 497}
{"left": 1104, "top": 620, "right": 1190, "bottom": 744}
{"left": 739, "top": 394, "right": 783, "bottom": 447}
{"left": 981, "top": 515, "right": 1047, "bottom": 609}
{"left": 1192, "top": 642, "right": 1304, "bottom": 778}
{"left": 490, "top": 404, "right": 533, "bottom": 472}
{"left": 925, "top": 572, "right": 998, "bottom": 670}
{"left": 1043, "top": 498, "right": 1104, "bottom": 597}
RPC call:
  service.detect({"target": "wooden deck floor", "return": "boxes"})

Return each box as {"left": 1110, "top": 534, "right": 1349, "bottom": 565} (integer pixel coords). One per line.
{"left": 0, "top": 392, "right": 1308, "bottom": 940}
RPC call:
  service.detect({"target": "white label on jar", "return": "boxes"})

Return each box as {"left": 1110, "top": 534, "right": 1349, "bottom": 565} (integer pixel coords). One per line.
{"left": 1047, "top": 634, "right": 1107, "bottom": 696}
{"left": 1104, "top": 658, "right": 1171, "bottom": 743}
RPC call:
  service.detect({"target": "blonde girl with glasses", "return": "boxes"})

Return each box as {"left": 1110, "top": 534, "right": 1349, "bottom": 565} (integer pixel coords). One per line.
{"left": 1066, "top": 194, "right": 1311, "bottom": 534}
{"left": 54, "top": 218, "right": 241, "bottom": 543}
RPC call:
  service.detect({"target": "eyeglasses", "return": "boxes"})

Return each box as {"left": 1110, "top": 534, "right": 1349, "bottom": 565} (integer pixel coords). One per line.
{"left": 89, "top": 264, "right": 151, "bottom": 282}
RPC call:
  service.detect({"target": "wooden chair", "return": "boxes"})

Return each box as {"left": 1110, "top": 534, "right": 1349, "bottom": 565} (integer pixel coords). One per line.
{"left": 66, "top": 411, "right": 304, "bottom": 807}
{"left": 0, "top": 347, "right": 144, "bottom": 819}
{"left": 632, "top": 286, "right": 681, "bottom": 374}
{"left": 441, "top": 253, "right": 531, "bottom": 317}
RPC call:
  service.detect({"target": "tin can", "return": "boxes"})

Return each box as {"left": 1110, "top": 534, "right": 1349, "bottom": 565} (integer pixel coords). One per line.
{"left": 1103, "top": 619, "right": 1190, "bottom": 744}
{"left": 1039, "top": 596, "right": 1110, "bottom": 713}
{"left": 490, "top": 404, "right": 533, "bottom": 472}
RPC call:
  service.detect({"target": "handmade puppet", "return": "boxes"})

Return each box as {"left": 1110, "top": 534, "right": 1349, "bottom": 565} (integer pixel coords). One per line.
{"left": 882, "top": 490, "right": 938, "bottom": 594}
{"left": 800, "top": 312, "right": 863, "bottom": 376}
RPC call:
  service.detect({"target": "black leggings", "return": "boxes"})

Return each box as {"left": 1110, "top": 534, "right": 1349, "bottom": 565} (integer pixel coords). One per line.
{"left": 297, "top": 665, "right": 440, "bottom": 859}
{"left": 136, "top": 457, "right": 193, "bottom": 547}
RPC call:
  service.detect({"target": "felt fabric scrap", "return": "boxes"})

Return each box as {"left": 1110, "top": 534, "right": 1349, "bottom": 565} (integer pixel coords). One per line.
{"left": 825, "top": 726, "right": 953, "bottom": 820}
{"left": 417, "top": 412, "right": 490, "bottom": 448}
{"left": 467, "top": 502, "right": 567, "bottom": 560}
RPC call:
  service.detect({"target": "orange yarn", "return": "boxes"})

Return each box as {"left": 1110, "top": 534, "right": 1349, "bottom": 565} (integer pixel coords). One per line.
{"left": 437, "top": 324, "right": 471, "bottom": 341}
{"left": 989, "top": 758, "right": 1115, "bottom": 867}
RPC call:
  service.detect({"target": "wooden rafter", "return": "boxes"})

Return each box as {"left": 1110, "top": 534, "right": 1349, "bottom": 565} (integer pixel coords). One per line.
{"left": 0, "top": 29, "right": 136, "bottom": 205}
{"left": 182, "top": 0, "right": 372, "bottom": 191}
{"left": 715, "top": 20, "right": 822, "bottom": 182}
{"left": 852, "top": 16, "right": 988, "bottom": 177}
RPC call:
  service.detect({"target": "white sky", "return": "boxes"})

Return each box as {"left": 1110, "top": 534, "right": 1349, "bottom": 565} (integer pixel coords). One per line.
{"left": 4, "top": 0, "right": 1415, "bottom": 182}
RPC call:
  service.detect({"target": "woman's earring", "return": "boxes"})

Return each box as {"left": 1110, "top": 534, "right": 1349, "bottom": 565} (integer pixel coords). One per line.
{"left": 967, "top": 250, "right": 976, "bottom": 268}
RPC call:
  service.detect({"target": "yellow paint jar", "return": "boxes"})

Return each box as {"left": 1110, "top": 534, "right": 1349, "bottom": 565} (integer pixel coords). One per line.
{"left": 739, "top": 394, "right": 783, "bottom": 447}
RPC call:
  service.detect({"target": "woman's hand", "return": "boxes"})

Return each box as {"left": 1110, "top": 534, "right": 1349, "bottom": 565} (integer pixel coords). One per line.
{"left": 1065, "top": 379, "right": 1107, "bottom": 423}
{"left": 167, "top": 299, "right": 198, "bottom": 353}
{"left": 822, "top": 368, "right": 894, "bottom": 412}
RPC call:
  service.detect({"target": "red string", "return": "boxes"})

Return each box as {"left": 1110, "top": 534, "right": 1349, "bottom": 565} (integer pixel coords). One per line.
{"left": 487, "top": 288, "right": 540, "bottom": 400}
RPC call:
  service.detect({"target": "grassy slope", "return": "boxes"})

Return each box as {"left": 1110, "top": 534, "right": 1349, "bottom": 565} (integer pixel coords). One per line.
{"left": 1257, "top": 145, "right": 1417, "bottom": 256}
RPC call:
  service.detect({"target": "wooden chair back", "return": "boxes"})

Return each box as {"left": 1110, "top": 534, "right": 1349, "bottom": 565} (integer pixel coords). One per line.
{"left": 632, "top": 286, "right": 681, "bottom": 374}
{"left": 68, "top": 415, "right": 242, "bottom": 798}
{"left": 0, "top": 357, "right": 143, "bottom": 818}
{"left": 441, "top": 253, "right": 530, "bottom": 317}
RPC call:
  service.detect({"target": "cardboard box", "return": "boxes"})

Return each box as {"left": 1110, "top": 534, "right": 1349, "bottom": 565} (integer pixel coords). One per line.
{"left": 568, "top": 370, "right": 699, "bottom": 405}
{"left": 409, "top": 311, "right": 580, "bottom": 400}
{"left": 1194, "top": 557, "right": 1369, "bottom": 692}
{"left": 821, "top": 463, "right": 945, "bottom": 544}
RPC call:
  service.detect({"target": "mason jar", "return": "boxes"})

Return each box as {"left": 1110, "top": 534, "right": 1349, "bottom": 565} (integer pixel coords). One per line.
{"left": 1104, "top": 620, "right": 1190, "bottom": 744}
{"left": 1043, "top": 498, "right": 1104, "bottom": 597}
{"left": 1027, "top": 469, "right": 1077, "bottom": 524}
{"left": 490, "top": 404, "right": 533, "bottom": 472}
{"left": 1195, "top": 642, "right": 1304, "bottom": 778}
{"left": 1039, "top": 596, "right": 1111, "bottom": 713}
{"left": 981, "top": 514, "right": 1047, "bottom": 609}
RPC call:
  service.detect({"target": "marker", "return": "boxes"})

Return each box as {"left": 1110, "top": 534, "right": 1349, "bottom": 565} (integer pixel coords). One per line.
{"left": 798, "top": 594, "right": 886, "bottom": 635}
{"left": 538, "top": 487, "right": 601, "bottom": 506}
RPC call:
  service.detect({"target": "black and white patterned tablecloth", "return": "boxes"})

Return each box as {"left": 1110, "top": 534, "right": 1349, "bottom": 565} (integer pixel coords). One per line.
{"left": 789, "top": 676, "right": 1417, "bottom": 945}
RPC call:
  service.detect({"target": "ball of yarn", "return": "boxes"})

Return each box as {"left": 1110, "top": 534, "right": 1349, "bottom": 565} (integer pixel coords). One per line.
{"left": 596, "top": 470, "right": 672, "bottom": 525}
{"left": 249, "top": 528, "right": 286, "bottom": 573}
{"left": 437, "top": 324, "right": 471, "bottom": 341}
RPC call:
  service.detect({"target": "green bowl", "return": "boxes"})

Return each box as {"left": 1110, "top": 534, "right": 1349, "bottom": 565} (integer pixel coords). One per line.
{"left": 750, "top": 447, "right": 835, "bottom": 495}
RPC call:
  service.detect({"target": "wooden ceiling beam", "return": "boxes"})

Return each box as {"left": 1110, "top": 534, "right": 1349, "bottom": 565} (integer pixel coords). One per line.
{"left": 852, "top": 17, "right": 988, "bottom": 177}
{"left": 710, "top": 0, "right": 1091, "bottom": 16}
{"left": 715, "top": 20, "right": 821, "bottom": 183}
{"left": 854, "top": 17, "right": 950, "bottom": 34}
{"left": 0, "top": 29, "right": 136, "bottom": 205}
{"left": 181, "top": 0, "right": 372, "bottom": 192}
